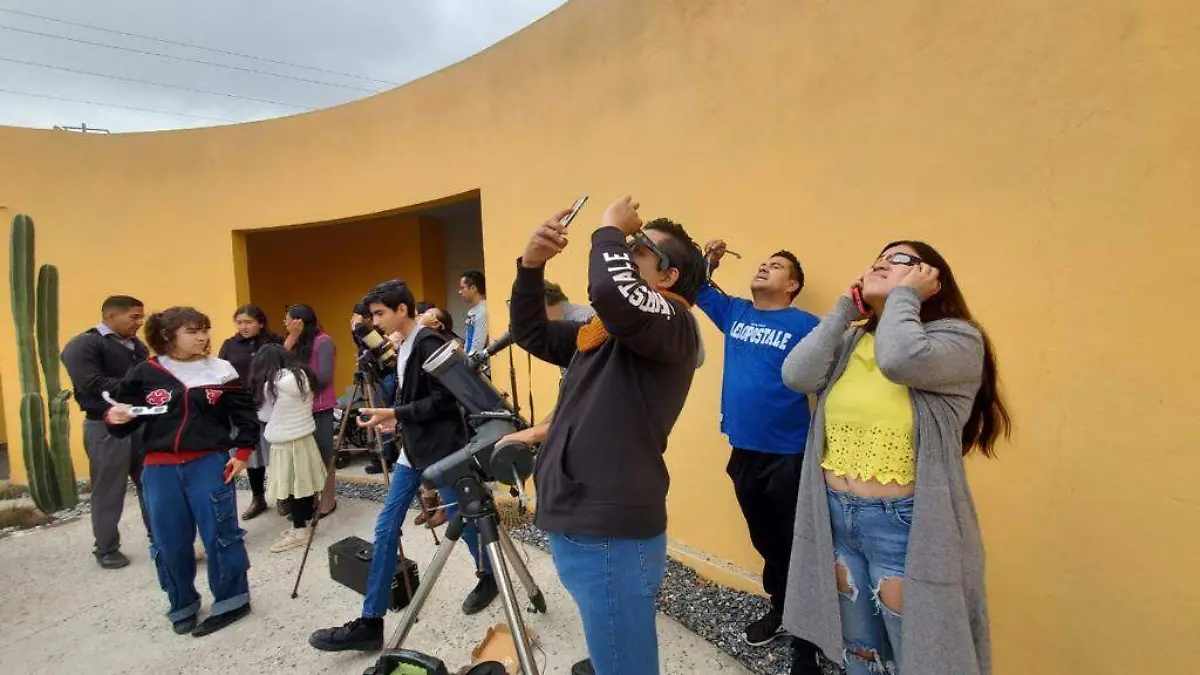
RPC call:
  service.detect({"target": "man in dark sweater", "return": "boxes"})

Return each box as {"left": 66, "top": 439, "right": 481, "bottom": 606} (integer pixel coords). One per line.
{"left": 61, "top": 295, "right": 150, "bottom": 569}
{"left": 509, "top": 196, "right": 705, "bottom": 675}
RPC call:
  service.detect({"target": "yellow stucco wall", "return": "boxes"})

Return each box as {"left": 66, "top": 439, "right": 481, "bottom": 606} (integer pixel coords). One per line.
{"left": 243, "top": 210, "right": 449, "bottom": 395}
{"left": 1, "top": 1, "right": 1197, "bottom": 672}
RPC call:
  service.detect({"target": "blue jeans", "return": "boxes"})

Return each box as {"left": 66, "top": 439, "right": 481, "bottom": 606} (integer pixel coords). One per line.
{"left": 362, "top": 462, "right": 490, "bottom": 618}
{"left": 548, "top": 532, "right": 667, "bottom": 675}
{"left": 828, "top": 487, "right": 912, "bottom": 675}
{"left": 142, "top": 452, "right": 251, "bottom": 623}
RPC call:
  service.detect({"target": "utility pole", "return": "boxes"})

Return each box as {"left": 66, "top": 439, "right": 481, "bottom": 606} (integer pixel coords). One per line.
{"left": 52, "top": 123, "right": 110, "bottom": 134}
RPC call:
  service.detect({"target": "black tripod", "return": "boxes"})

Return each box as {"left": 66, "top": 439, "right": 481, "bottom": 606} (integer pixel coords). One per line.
{"left": 379, "top": 466, "right": 546, "bottom": 675}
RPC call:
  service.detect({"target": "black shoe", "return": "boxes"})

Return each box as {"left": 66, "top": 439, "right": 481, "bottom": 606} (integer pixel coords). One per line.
{"left": 192, "top": 603, "right": 251, "bottom": 637}
{"left": 365, "top": 458, "right": 384, "bottom": 475}
{"left": 95, "top": 551, "right": 130, "bottom": 569}
{"left": 789, "top": 637, "right": 823, "bottom": 675}
{"left": 308, "top": 617, "right": 384, "bottom": 652}
{"left": 172, "top": 614, "right": 198, "bottom": 635}
{"left": 462, "top": 573, "right": 498, "bottom": 615}
{"left": 745, "top": 608, "right": 785, "bottom": 646}
{"left": 570, "top": 659, "right": 595, "bottom": 675}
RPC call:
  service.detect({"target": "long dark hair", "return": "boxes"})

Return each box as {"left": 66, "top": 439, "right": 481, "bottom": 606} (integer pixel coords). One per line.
{"left": 248, "top": 344, "right": 318, "bottom": 408}
{"left": 144, "top": 307, "right": 211, "bottom": 356}
{"left": 875, "top": 240, "right": 1011, "bottom": 457}
{"left": 285, "top": 303, "right": 321, "bottom": 363}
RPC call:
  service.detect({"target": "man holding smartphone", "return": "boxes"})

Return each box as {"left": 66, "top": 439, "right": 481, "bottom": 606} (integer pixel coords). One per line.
{"left": 700, "top": 241, "right": 822, "bottom": 673}
{"left": 509, "top": 196, "right": 705, "bottom": 675}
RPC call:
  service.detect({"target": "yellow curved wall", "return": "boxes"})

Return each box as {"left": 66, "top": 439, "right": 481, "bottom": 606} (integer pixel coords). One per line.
{"left": 2, "top": 1, "right": 1197, "bottom": 673}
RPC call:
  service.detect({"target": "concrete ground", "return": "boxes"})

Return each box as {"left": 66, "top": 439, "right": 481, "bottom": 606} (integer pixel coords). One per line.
{"left": 0, "top": 492, "right": 751, "bottom": 675}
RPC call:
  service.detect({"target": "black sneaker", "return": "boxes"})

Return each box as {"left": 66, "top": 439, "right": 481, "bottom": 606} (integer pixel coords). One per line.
{"left": 744, "top": 608, "right": 785, "bottom": 646}
{"left": 365, "top": 458, "right": 384, "bottom": 474}
{"left": 172, "top": 614, "right": 198, "bottom": 635}
{"left": 462, "top": 573, "right": 498, "bottom": 615}
{"left": 95, "top": 551, "right": 130, "bottom": 569}
{"left": 192, "top": 603, "right": 251, "bottom": 637}
{"left": 790, "top": 637, "right": 822, "bottom": 675}
{"left": 309, "top": 617, "right": 384, "bottom": 652}
{"left": 570, "top": 659, "right": 595, "bottom": 675}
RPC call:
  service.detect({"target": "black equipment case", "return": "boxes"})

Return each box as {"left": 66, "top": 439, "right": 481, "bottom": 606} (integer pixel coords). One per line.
{"left": 329, "top": 535, "right": 420, "bottom": 611}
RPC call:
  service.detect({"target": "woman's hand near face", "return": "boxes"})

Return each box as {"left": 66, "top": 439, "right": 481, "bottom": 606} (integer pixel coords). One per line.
{"left": 898, "top": 263, "right": 942, "bottom": 301}
{"left": 285, "top": 317, "right": 304, "bottom": 337}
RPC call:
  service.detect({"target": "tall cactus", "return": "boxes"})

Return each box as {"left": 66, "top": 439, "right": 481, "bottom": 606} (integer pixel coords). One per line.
{"left": 8, "top": 214, "right": 75, "bottom": 513}
{"left": 38, "top": 265, "right": 76, "bottom": 509}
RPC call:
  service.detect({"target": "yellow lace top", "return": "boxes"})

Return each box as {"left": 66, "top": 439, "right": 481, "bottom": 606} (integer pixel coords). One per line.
{"left": 821, "top": 333, "right": 916, "bottom": 485}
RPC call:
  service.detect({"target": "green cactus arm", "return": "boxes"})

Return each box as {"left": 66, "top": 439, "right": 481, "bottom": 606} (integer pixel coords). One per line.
{"left": 47, "top": 396, "right": 77, "bottom": 510}
{"left": 10, "top": 215, "right": 42, "bottom": 396}
{"left": 37, "top": 264, "right": 63, "bottom": 398}
{"left": 20, "top": 393, "right": 62, "bottom": 514}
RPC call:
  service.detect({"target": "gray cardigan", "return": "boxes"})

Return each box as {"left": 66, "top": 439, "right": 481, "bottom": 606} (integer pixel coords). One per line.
{"left": 781, "top": 287, "right": 991, "bottom": 675}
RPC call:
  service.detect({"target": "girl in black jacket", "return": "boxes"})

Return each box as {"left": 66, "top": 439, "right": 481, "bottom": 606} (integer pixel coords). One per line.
{"left": 106, "top": 307, "right": 258, "bottom": 637}
{"left": 217, "top": 304, "right": 283, "bottom": 519}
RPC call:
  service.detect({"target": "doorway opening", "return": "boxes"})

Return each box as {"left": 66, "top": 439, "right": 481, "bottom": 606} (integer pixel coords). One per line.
{"left": 238, "top": 191, "right": 485, "bottom": 476}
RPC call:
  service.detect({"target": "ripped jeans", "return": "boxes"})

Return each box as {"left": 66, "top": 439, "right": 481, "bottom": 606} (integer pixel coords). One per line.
{"left": 828, "top": 486, "right": 912, "bottom": 675}
{"left": 142, "top": 452, "right": 251, "bottom": 623}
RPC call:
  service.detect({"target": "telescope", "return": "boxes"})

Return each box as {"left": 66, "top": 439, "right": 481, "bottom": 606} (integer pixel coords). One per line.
{"left": 375, "top": 339, "right": 545, "bottom": 675}
{"left": 420, "top": 341, "right": 534, "bottom": 490}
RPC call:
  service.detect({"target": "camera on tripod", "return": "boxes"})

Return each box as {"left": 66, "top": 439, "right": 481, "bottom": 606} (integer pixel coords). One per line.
{"left": 353, "top": 322, "right": 399, "bottom": 377}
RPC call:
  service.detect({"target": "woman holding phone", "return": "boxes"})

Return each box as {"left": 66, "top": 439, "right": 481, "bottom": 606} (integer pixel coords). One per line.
{"left": 105, "top": 306, "right": 258, "bottom": 637}
{"left": 283, "top": 304, "right": 338, "bottom": 518}
{"left": 781, "top": 242, "right": 1010, "bottom": 675}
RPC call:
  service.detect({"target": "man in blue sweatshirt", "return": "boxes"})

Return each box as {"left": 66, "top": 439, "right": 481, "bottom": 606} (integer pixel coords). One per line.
{"left": 698, "top": 240, "right": 821, "bottom": 669}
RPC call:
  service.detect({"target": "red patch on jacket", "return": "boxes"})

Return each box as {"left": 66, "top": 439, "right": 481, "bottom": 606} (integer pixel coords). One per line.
{"left": 146, "top": 389, "right": 171, "bottom": 406}
{"left": 205, "top": 389, "right": 223, "bottom": 406}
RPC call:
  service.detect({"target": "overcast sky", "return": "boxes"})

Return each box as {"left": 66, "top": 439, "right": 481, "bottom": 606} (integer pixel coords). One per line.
{"left": 0, "top": 0, "right": 567, "bottom": 133}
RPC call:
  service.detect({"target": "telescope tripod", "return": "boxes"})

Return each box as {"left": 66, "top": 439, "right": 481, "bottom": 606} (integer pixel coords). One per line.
{"left": 380, "top": 473, "right": 546, "bottom": 675}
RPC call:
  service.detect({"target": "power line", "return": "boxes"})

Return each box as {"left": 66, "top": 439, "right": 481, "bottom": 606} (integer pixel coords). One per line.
{"left": 0, "top": 56, "right": 312, "bottom": 110}
{"left": 0, "top": 7, "right": 400, "bottom": 87}
{"left": 0, "top": 24, "right": 381, "bottom": 94}
{"left": 0, "top": 87, "right": 236, "bottom": 123}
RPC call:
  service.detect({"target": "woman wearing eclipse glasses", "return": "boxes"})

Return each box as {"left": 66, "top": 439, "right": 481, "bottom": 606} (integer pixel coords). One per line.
{"left": 780, "top": 241, "right": 1010, "bottom": 675}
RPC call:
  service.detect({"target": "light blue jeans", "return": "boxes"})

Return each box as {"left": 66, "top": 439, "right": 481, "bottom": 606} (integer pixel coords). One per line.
{"left": 549, "top": 532, "right": 667, "bottom": 675}
{"left": 828, "top": 486, "right": 912, "bottom": 675}
{"left": 362, "top": 462, "right": 489, "bottom": 618}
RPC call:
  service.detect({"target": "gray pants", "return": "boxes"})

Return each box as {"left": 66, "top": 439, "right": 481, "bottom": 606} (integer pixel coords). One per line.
{"left": 83, "top": 419, "right": 151, "bottom": 555}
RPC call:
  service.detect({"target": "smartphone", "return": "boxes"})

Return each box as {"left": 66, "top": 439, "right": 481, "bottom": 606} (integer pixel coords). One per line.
{"left": 559, "top": 195, "right": 588, "bottom": 228}
{"left": 851, "top": 286, "right": 869, "bottom": 315}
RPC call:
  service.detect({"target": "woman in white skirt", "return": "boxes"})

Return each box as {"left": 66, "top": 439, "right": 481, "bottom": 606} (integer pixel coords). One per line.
{"left": 248, "top": 344, "right": 327, "bottom": 553}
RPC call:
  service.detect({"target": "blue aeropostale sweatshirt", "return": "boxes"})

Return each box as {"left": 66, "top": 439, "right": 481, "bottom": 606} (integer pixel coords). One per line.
{"left": 696, "top": 284, "right": 820, "bottom": 454}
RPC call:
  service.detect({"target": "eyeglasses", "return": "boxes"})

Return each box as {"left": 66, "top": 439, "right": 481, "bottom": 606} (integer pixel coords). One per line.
{"left": 877, "top": 252, "right": 924, "bottom": 267}
{"left": 101, "top": 391, "right": 169, "bottom": 416}
{"left": 627, "top": 230, "right": 670, "bottom": 271}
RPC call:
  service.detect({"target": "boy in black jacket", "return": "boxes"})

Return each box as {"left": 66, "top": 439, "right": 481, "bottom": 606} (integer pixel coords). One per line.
{"left": 61, "top": 294, "right": 151, "bottom": 569}
{"left": 509, "top": 196, "right": 705, "bottom": 675}
{"left": 309, "top": 280, "right": 497, "bottom": 654}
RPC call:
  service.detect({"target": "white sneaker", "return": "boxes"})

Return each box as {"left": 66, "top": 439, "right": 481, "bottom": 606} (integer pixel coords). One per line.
{"left": 270, "top": 528, "right": 311, "bottom": 553}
